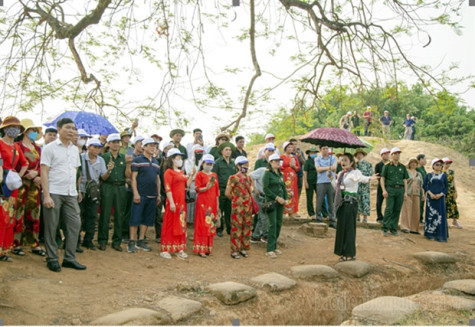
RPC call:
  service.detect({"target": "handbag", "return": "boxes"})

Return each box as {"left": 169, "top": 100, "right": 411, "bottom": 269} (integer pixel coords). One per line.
{"left": 1, "top": 147, "right": 22, "bottom": 197}
{"left": 251, "top": 196, "right": 259, "bottom": 215}
{"left": 261, "top": 200, "right": 276, "bottom": 213}
{"left": 83, "top": 156, "right": 100, "bottom": 203}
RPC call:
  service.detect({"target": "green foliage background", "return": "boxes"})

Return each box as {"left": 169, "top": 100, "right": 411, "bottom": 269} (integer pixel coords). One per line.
{"left": 249, "top": 83, "right": 475, "bottom": 158}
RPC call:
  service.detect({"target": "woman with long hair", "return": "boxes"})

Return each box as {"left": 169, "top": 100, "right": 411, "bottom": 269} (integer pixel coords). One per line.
{"left": 193, "top": 154, "right": 219, "bottom": 257}
{"left": 442, "top": 157, "right": 461, "bottom": 229}
{"left": 330, "top": 153, "right": 377, "bottom": 261}
{"left": 280, "top": 141, "right": 300, "bottom": 218}
{"left": 160, "top": 148, "right": 195, "bottom": 259}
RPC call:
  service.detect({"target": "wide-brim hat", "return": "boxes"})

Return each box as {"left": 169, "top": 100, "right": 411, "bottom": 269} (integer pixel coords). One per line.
{"left": 305, "top": 147, "right": 319, "bottom": 155}
{"left": 406, "top": 157, "right": 418, "bottom": 168}
{"left": 354, "top": 148, "right": 367, "bottom": 156}
{"left": 20, "top": 118, "right": 42, "bottom": 140}
{"left": 169, "top": 129, "right": 185, "bottom": 138}
{"left": 0, "top": 116, "right": 25, "bottom": 133}
{"left": 215, "top": 133, "right": 230, "bottom": 143}
{"left": 218, "top": 141, "right": 236, "bottom": 154}
{"left": 120, "top": 130, "right": 132, "bottom": 138}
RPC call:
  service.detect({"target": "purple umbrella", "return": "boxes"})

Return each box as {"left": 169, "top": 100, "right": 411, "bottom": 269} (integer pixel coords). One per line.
{"left": 44, "top": 111, "right": 118, "bottom": 135}
{"left": 300, "top": 128, "right": 367, "bottom": 149}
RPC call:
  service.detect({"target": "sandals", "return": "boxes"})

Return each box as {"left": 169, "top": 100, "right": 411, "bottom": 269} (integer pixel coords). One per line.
{"left": 0, "top": 255, "right": 13, "bottom": 262}
{"left": 339, "top": 256, "right": 355, "bottom": 262}
{"left": 239, "top": 251, "right": 249, "bottom": 258}
{"left": 32, "top": 248, "right": 46, "bottom": 256}
{"left": 231, "top": 252, "right": 240, "bottom": 259}
{"left": 12, "top": 248, "right": 26, "bottom": 256}
{"left": 198, "top": 253, "right": 207, "bottom": 258}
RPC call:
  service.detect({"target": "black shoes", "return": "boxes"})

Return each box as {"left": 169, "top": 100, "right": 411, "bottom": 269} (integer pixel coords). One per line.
{"left": 329, "top": 222, "right": 337, "bottom": 229}
{"left": 112, "top": 244, "right": 123, "bottom": 252}
{"left": 62, "top": 260, "right": 87, "bottom": 270}
{"left": 82, "top": 242, "right": 96, "bottom": 250}
{"left": 76, "top": 247, "right": 84, "bottom": 253}
{"left": 47, "top": 261, "right": 61, "bottom": 272}
{"left": 98, "top": 244, "right": 107, "bottom": 251}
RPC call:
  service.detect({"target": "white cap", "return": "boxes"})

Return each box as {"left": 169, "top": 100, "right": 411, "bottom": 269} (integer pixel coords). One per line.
{"left": 77, "top": 129, "right": 90, "bottom": 138}
{"left": 347, "top": 111, "right": 351, "bottom": 115}
{"left": 268, "top": 153, "right": 283, "bottom": 162}
{"left": 431, "top": 158, "right": 443, "bottom": 166}
{"left": 161, "top": 141, "right": 174, "bottom": 151}
{"left": 142, "top": 137, "right": 158, "bottom": 147}
{"left": 384, "top": 110, "right": 389, "bottom": 113}
{"left": 264, "top": 143, "right": 276, "bottom": 151}
{"left": 380, "top": 148, "right": 390, "bottom": 155}
{"left": 202, "top": 154, "right": 215, "bottom": 164}
{"left": 283, "top": 141, "right": 291, "bottom": 150}
{"left": 167, "top": 148, "right": 184, "bottom": 157}
{"left": 265, "top": 133, "right": 275, "bottom": 140}
{"left": 131, "top": 135, "right": 145, "bottom": 145}
{"left": 106, "top": 133, "right": 120, "bottom": 143}
{"left": 86, "top": 138, "right": 102, "bottom": 147}
{"left": 390, "top": 147, "right": 401, "bottom": 155}
{"left": 235, "top": 156, "right": 249, "bottom": 165}
{"left": 442, "top": 157, "right": 452, "bottom": 163}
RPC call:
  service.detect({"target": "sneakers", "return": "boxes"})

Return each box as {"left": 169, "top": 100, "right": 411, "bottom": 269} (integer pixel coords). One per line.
{"left": 127, "top": 240, "right": 136, "bottom": 253}
{"left": 136, "top": 240, "right": 152, "bottom": 252}
{"left": 383, "top": 231, "right": 389, "bottom": 237}
{"left": 260, "top": 237, "right": 268, "bottom": 243}
{"left": 176, "top": 250, "right": 188, "bottom": 260}
{"left": 160, "top": 252, "right": 172, "bottom": 259}
{"left": 390, "top": 231, "right": 399, "bottom": 236}
{"left": 274, "top": 249, "right": 282, "bottom": 255}
{"left": 265, "top": 251, "right": 277, "bottom": 259}
{"left": 250, "top": 237, "right": 260, "bottom": 244}
{"left": 452, "top": 220, "right": 462, "bottom": 229}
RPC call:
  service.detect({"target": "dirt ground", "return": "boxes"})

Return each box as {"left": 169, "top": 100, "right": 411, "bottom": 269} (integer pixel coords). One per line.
{"left": 1, "top": 138, "right": 474, "bottom": 325}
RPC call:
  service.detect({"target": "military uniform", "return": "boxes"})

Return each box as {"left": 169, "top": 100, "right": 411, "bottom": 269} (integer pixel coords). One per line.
{"left": 416, "top": 165, "right": 427, "bottom": 223}
{"left": 381, "top": 161, "right": 409, "bottom": 233}
{"left": 212, "top": 157, "right": 236, "bottom": 235}
{"left": 254, "top": 158, "right": 268, "bottom": 170}
{"left": 99, "top": 152, "right": 128, "bottom": 248}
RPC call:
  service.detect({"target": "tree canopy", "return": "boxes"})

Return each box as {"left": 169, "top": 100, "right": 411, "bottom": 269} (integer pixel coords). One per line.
{"left": 0, "top": 0, "right": 468, "bottom": 134}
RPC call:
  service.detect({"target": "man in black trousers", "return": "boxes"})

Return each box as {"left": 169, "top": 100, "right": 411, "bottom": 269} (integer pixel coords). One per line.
{"left": 375, "top": 148, "right": 390, "bottom": 223}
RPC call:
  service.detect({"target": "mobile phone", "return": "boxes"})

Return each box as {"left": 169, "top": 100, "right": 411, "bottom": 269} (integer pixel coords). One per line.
{"left": 198, "top": 135, "right": 203, "bottom": 141}
{"left": 210, "top": 176, "right": 216, "bottom": 182}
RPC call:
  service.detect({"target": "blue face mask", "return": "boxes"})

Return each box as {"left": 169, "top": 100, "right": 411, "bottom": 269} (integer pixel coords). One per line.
{"left": 27, "top": 131, "right": 38, "bottom": 141}
{"left": 309, "top": 154, "right": 317, "bottom": 159}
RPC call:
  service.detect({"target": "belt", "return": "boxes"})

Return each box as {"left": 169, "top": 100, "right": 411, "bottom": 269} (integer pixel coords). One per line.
{"left": 387, "top": 185, "right": 404, "bottom": 189}
{"left": 105, "top": 181, "right": 126, "bottom": 186}
{"left": 342, "top": 192, "right": 358, "bottom": 202}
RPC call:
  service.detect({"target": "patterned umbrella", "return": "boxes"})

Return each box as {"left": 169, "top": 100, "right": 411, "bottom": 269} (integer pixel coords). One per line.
{"left": 44, "top": 111, "right": 119, "bottom": 135}
{"left": 300, "top": 128, "right": 367, "bottom": 149}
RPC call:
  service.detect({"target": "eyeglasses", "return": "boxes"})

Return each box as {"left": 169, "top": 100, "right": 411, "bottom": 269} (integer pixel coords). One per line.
{"left": 434, "top": 163, "right": 442, "bottom": 167}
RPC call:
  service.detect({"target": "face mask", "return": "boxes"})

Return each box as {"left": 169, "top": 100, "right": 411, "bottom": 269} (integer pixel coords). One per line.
{"left": 175, "top": 159, "right": 183, "bottom": 167}
{"left": 240, "top": 167, "right": 248, "bottom": 174}
{"left": 309, "top": 154, "right": 317, "bottom": 159}
{"left": 203, "top": 165, "right": 213, "bottom": 172}
{"left": 5, "top": 127, "right": 21, "bottom": 139}
{"left": 77, "top": 139, "right": 86, "bottom": 147}
{"left": 195, "top": 153, "right": 203, "bottom": 161}
{"left": 27, "top": 131, "right": 38, "bottom": 141}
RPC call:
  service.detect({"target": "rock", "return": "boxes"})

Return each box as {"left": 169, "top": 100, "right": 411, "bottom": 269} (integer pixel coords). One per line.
{"left": 157, "top": 296, "right": 202, "bottom": 322}
{"left": 413, "top": 251, "right": 456, "bottom": 264}
{"left": 352, "top": 296, "right": 419, "bottom": 325}
{"left": 250, "top": 272, "right": 297, "bottom": 292}
{"left": 443, "top": 279, "right": 475, "bottom": 295}
{"left": 407, "top": 290, "right": 475, "bottom": 311}
{"left": 290, "top": 265, "right": 339, "bottom": 280}
{"left": 335, "top": 260, "right": 371, "bottom": 278}
{"left": 71, "top": 318, "right": 81, "bottom": 325}
{"left": 340, "top": 319, "right": 363, "bottom": 325}
{"left": 90, "top": 308, "right": 172, "bottom": 325}
{"left": 206, "top": 282, "right": 257, "bottom": 305}
{"left": 299, "top": 222, "right": 328, "bottom": 237}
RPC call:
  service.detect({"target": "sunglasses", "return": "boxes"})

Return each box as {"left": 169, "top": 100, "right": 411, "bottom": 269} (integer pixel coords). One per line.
{"left": 434, "top": 163, "right": 442, "bottom": 167}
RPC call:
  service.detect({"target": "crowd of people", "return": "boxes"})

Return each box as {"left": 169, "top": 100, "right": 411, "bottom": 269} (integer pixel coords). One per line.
{"left": 0, "top": 115, "right": 461, "bottom": 271}
{"left": 339, "top": 108, "right": 417, "bottom": 140}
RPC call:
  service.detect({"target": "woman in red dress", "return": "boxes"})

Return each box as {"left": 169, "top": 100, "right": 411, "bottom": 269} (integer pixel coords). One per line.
{"left": 280, "top": 141, "right": 300, "bottom": 217}
{"left": 193, "top": 154, "right": 219, "bottom": 257}
{"left": 14, "top": 119, "right": 45, "bottom": 256}
{"left": 0, "top": 116, "right": 28, "bottom": 262}
{"left": 160, "top": 148, "right": 195, "bottom": 260}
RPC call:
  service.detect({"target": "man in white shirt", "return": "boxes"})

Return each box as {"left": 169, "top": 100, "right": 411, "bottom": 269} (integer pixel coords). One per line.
{"left": 41, "top": 118, "right": 86, "bottom": 272}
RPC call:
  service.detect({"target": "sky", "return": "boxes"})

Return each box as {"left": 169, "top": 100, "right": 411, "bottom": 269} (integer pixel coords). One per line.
{"left": 2, "top": 1, "right": 474, "bottom": 147}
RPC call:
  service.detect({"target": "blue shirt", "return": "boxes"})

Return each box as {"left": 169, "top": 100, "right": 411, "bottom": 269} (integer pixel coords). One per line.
{"left": 315, "top": 155, "right": 337, "bottom": 184}
{"left": 131, "top": 154, "right": 160, "bottom": 196}
{"left": 403, "top": 119, "right": 415, "bottom": 127}
{"left": 380, "top": 115, "right": 393, "bottom": 126}
{"left": 79, "top": 153, "right": 107, "bottom": 193}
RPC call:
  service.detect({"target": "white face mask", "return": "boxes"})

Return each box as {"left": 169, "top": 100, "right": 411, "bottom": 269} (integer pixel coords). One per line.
{"left": 203, "top": 165, "right": 213, "bottom": 172}
{"left": 175, "top": 159, "right": 183, "bottom": 167}
{"left": 77, "top": 139, "right": 86, "bottom": 147}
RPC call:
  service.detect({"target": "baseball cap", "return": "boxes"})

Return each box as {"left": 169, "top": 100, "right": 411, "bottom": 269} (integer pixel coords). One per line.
{"left": 106, "top": 133, "right": 121, "bottom": 143}
{"left": 283, "top": 141, "right": 291, "bottom": 150}
{"left": 442, "top": 157, "right": 452, "bottom": 163}
{"left": 347, "top": 111, "right": 351, "bottom": 115}
{"left": 77, "top": 129, "right": 90, "bottom": 138}
{"left": 268, "top": 153, "right": 283, "bottom": 162}
{"left": 431, "top": 158, "right": 443, "bottom": 166}
{"left": 380, "top": 148, "right": 390, "bottom": 155}
{"left": 142, "top": 137, "right": 159, "bottom": 147}
{"left": 202, "top": 154, "right": 214, "bottom": 164}
{"left": 265, "top": 133, "right": 275, "bottom": 140}
{"left": 235, "top": 156, "right": 248, "bottom": 165}
{"left": 264, "top": 143, "right": 276, "bottom": 151}
{"left": 390, "top": 147, "right": 401, "bottom": 155}
{"left": 167, "top": 148, "right": 184, "bottom": 157}
{"left": 131, "top": 135, "right": 145, "bottom": 145}
{"left": 86, "top": 138, "right": 102, "bottom": 147}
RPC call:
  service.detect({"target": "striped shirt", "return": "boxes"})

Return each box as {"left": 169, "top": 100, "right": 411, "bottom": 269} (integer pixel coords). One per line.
{"left": 131, "top": 154, "right": 160, "bottom": 196}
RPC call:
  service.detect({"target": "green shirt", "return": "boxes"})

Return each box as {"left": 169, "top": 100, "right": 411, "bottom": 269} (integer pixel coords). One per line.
{"left": 209, "top": 146, "right": 220, "bottom": 160}
{"left": 416, "top": 166, "right": 427, "bottom": 181}
{"left": 212, "top": 157, "right": 236, "bottom": 193}
{"left": 100, "top": 152, "right": 127, "bottom": 183}
{"left": 119, "top": 144, "right": 133, "bottom": 156}
{"left": 254, "top": 158, "right": 268, "bottom": 170}
{"left": 303, "top": 158, "right": 317, "bottom": 184}
{"left": 263, "top": 169, "right": 288, "bottom": 201}
{"left": 381, "top": 161, "right": 409, "bottom": 187}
